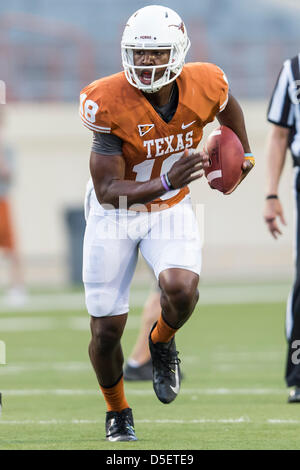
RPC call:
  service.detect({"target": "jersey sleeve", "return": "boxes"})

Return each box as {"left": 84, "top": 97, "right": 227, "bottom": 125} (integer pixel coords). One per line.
{"left": 79, "top": 81, "right": 112, "bottom": 134}
{"left": 91, "top": 132, "right": 123, "bottom": 155}
{"left": 213, "top": 65, "right": 229, "bottom": 112}
{"left": 200, "top": 63, "right": 229, "bottom": 113}
{"left": 267, "top": 61, "right": 295, "bottom": 128}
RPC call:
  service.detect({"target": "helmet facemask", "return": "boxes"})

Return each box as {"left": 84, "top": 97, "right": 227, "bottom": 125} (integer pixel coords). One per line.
{"left": 121, "top": 42, "right": 190, "bottom": 93}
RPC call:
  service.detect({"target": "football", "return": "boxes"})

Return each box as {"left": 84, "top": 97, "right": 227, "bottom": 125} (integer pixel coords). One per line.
{"left": 204, "top": 125, "right": 244, "bottom": 194}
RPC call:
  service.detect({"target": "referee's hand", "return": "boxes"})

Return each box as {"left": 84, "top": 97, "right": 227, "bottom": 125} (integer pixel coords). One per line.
{"left": 263, "top": 198, "right": 287, "bottom": 239}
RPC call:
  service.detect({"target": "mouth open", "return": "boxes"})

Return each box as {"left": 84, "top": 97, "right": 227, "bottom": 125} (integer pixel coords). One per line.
{"left": 139, "top": 69, "right": 153, "bottom": 85}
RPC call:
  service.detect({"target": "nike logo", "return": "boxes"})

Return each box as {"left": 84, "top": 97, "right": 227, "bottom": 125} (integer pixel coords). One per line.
{"left": 182, "top": 120, "right": 196, "bottom": 129}
{"left": 170, "top": 364, "right": 180, "bottom": 394}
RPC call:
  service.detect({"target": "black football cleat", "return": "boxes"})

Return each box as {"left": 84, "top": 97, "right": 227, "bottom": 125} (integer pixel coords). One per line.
{"left": 124, "top": 359, "right": 153, "bottom": 381}
{"left": 288, "top": 387, "right": 300, "bottom": 403}
{"left": 105, "top": 408, "right": 137, "bottom": 441}
{"left": 149, "top": 322, "right": 181, "bottom": 404}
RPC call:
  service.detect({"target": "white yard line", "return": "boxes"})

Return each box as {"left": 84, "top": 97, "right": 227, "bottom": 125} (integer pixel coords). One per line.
{"left": 0, "top": 316, "right": 138, "bottom": 332}
{"left": 0, "top": 357, "right": 200, "bottom": 374}
{"left": 1, "top": 354, "right": 276, "bottom": 374}
{"left": 0, "top": 418, "right": 249, "bottom": 425}
{"left": 0, "top": 293, "right": 86, "bottom": 313}
{"left": 0, "top": 362, "right": 91, "bottom": 373}
{"left": 0, "top": 317, "right": 62, "bottom": 331}
{"left": 0, "top": 282, "right": 291, "bottom": 313}
{"left": 268, "top": 419, "right": 300, "bottom": 424}
{"left": 0, "top": 417, "right": 299, "bottom": 425}
{"left": 0, "top": 388, "right": 286, "bottom": 396}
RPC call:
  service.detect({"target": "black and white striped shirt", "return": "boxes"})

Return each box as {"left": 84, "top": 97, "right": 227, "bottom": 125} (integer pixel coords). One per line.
{"left": 268, "top": 54, "right": 300, "bottom": 165}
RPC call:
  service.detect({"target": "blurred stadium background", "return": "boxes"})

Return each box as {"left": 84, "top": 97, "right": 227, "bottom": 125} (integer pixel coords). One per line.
{"left": 1, "top": 0, "right": 300, "bottom": 288}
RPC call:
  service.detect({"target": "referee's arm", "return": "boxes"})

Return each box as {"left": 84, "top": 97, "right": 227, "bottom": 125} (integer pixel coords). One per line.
{"left": 264, "top": 61, "right": 293, "bottom": 239}
{"left": 265, "top": 125, "right": 289, "bottom": 198}
{"left": 264, "top": 124, "right": 288, "bottom": 239}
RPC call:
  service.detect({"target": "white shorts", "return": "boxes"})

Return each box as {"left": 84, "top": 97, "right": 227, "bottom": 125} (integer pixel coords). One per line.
{"left": 83, "top": 183, "right": 202, "bottom": 317}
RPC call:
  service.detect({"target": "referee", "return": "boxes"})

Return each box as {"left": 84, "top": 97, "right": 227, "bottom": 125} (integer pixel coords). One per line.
{"left": 264, "top": 53, "right": 300, "bottom": 403}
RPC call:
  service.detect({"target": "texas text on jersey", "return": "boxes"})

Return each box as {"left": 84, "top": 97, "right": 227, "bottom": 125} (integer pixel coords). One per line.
{"left": 80, "top": 62, "right": 228, "bottom": 211}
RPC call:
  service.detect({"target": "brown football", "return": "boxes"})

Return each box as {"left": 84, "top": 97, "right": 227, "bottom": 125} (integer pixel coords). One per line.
{"left": 204, "top": 125, "right": 244, "bottom": 194}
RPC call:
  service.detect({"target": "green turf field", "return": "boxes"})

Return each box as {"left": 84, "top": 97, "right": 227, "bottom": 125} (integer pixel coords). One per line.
{"left": 0, "top": 295, "right": 299, "bottom": 450}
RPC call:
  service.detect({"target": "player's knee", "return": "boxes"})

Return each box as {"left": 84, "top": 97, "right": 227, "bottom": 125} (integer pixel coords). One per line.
{"left": 173, "top": 286, "right": 198, "bottom": 312}
{"left": 90, "top": 318, "right": 123, "bottom": 353}
{"left": 161, "top": 279, "right": 198, "bottom": 312}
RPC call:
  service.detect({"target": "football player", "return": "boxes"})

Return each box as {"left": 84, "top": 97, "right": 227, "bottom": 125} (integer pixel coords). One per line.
{"left": 0, "top": 110, "right": 27, "bottom": 307}
{"left": 80, "top": 5, "right": 254, "bottom": 442}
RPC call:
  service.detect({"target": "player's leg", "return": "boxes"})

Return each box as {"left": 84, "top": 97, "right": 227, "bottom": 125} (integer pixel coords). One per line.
{"left": 285, "top": 187, "right": 300, "bottom": 402}
{"left": 148, "top": 268, "right": 199, "bottom": 403}
{"left": 285, "top": 239, "right": 300, "bottom": 400}
{"left": 0, "top": 198, "right": 27, "bottom": 306}
{"left": 89, "top": 313, "right": 128, "bottom": 387}
{"left": 140, "top": 196, "right": 201, "bottom": 403}
{"left": 286, "top": 282, "right": 300, "bottom": 402}
{"left": 83, "top": 210, "right": 138, "bottom": 440}
{"left": 89, "top": 313, "right": 136, "bottom": 440}
{"left": 158, "top": 267, "right": 199, "bottom": 329}
{"left": 124, "top": 289, "right": 161, "bottom": 381}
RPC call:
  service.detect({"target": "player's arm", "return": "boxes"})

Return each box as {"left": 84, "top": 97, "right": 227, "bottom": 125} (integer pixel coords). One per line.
{"left": 90, "top": 151, "right": 164, "bottom": 208}
{"left": 90, "top": 150, "right": 208, "bottom": 209}
{"left": 217, "top": 93, "right": 254, "bottom": 180}
{"left": 263, "top": 124, "right": 289, "bottom": 239}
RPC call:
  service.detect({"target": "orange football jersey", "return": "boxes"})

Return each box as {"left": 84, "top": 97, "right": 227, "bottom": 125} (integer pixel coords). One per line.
{"left": 80, "top": 62, "right": 228, "bottom": 211}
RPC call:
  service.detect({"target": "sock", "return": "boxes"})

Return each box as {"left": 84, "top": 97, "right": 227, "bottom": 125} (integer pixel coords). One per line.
{"left": 100, "top": 374, "right": 129, "bottom": 412}
{"left": 151, "top": 313, "right": 177, "bottom": 344}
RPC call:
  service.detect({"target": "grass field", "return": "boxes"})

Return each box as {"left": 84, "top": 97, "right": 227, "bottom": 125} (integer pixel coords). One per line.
{"left": 0, "top": 286, "right": 300, "bottom": 450}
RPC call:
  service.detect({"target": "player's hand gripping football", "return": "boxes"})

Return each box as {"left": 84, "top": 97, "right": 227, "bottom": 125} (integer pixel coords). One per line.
{"left": 167, "top": 149, "right": 210, "bottom": 189}
{"left": 263, "top": 197, "right": 287, "bottom": 239}
{"left": 224, "top": 157, "right": 254, "bottom": 195}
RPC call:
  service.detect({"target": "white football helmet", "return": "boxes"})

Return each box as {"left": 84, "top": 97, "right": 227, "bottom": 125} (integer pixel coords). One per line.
{"left": 121, "top": 5, "right": 191, "bottom": 93}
